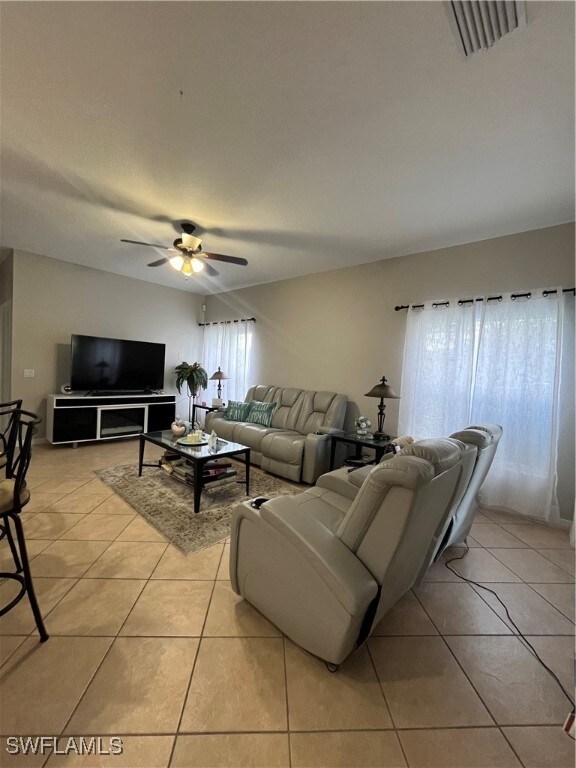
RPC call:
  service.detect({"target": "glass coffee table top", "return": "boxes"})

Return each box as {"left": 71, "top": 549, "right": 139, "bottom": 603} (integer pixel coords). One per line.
{"left": 143, "top": 430, "right": 249, "bottom": 460}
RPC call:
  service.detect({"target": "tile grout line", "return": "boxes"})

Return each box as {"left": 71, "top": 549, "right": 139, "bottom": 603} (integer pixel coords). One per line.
{"left": 532, "top": 549, "right": 575, "bottom": 577}
{"left": 167, "top": 542, "right": 226, "bottom": 768}
{"left": 282, "top": 636, "right": 293, "bottom": 768}
{"left": 485, "top": 547, "right": 574, "bottom": 584}
{"left": 7, "top": 458, "right": 573, "bottom": 764}
{"left": 415, "top": 561, "right": 514, "bottom": 637}
{"left": 55, "top": 598, "right": 144, "bottom": 737}
{"left": 364, "top": 643, "right": 409, "bottom": 766}
{"left": 419, "top": 537, "right": 570, "bottom": 730}
{"left": 470, "top": 578, "right": 575, "bottom": 629}
{"left": 412, "top": 559, "right": 512, "bottom": 731}
{"left": 6, "top": 723, "right": 570, "bottom": 738}
{"left": 497, "top": 725, "right": 528, "bottom": 768}
{"left": 523, "top": 582, "right": 575, "bottom": 622}
{"left": 457, "top": 523, "right": 575, "bottom": 629}
{"left": 54, "top": 477, "right": 169, "bottom": 737}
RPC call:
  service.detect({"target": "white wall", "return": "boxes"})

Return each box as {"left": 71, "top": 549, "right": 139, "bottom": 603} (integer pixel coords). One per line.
{"left": 11, "top": 250, "right": 204, "bottom": 435}
{"left": 206, "top": 223, "right": 575, "bottom": 520}
{"left": 0, "top": 251, "right": 14, "bottom": 404}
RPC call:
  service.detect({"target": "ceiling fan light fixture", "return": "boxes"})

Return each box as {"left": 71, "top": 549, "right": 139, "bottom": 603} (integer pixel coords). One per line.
{"left": 121, "top": 221, "right": 248, "bottom": 275}
{"left": 181, "top": 258, "right": 194, "bottom": 277}
{"left": 169, "top": 254, "right": 184, "bottom": 272}
{"left": 181, "top": 233, "right": 202, "bottom": 252}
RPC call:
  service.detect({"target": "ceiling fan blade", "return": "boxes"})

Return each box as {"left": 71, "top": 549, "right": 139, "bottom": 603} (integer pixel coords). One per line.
{"left": 202, "top": 252, "right": 248, "bottom": 266}
{"left": 147, "top": 257, "right": 169, "bottom": 267}
{"left": 202, "top": 262, "right": 219, "bottom": 277}
{"left": 121, "top": 239, "right": 172, "bottom": 250}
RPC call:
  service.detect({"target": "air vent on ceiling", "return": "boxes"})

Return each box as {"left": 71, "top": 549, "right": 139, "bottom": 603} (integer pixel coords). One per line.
{"left": 447, "top": 1, "right": 527, "bottom": 56}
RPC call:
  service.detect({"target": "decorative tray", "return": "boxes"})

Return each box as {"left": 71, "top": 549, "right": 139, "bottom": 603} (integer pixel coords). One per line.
{"left": 176, "top": 435, "right": 208, "bottom": 446}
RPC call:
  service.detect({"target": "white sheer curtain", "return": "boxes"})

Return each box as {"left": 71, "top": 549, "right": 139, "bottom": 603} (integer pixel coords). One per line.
{"left": 398, "top": 301, "right": 480, "bottom": 438}
{"left": 399, "top": 290, "right": 569, "bottom": 521}
{"left": 201, "top": 321, "right": 254, "bottom": 404}
{"left": 471, "top": 293, "right": 563, "bottom": 520}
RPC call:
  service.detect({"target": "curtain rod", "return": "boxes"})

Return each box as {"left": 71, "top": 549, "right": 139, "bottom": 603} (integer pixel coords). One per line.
{"left": 198, "top": 317, "right": 256, "bottom": 326}
{"left": 394, "top": 287, "right": 575, "bottom": 311}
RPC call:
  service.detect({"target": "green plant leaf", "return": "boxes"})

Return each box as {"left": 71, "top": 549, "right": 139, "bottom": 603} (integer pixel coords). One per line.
{"left": 174, "top": 361, "right": 208, "bottom": 395}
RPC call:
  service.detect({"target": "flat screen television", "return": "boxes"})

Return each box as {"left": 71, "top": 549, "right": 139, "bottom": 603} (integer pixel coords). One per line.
{"left": 70, "top": 334, "right": 166, "bottom": 393}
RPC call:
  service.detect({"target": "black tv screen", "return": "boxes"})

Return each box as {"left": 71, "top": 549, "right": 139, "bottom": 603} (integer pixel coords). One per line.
{"left": 70, "top": 335, "right": 165, "bottom": 392}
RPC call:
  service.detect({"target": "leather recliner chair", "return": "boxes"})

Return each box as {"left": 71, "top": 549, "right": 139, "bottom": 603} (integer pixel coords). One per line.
{"left": 229, "top": 439, "right": 464, "bottom": 667}
{"left": 314, "top": 423, "right": 502, "bottom": 567}
{"left": 435, "top": 423, "right": 503, "bottom": 555}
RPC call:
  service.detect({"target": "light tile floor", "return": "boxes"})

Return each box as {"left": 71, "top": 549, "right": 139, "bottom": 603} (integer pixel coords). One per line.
{"left": 0, "top": 440, "right": 574, "bottom": 768}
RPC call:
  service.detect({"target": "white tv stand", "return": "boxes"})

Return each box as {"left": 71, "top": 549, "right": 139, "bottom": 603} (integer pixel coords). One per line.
{"left": 46, "top": 393, "right": 176, "bottom": 446}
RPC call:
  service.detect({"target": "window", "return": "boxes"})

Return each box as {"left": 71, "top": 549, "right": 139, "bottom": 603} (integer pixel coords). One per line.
{"left": 398, "top": 291, "right": 573, "bottom": 521}
{"left": 201, "top": 320, "right": 254, "bottom": 404}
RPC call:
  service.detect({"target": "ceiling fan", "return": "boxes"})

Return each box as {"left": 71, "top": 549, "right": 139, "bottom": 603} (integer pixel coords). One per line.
{"left": 121, "top": 222, "right": 248, "bottom": 277}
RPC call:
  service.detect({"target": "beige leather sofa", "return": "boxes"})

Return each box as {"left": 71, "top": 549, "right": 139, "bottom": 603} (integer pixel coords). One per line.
{"left": 230, "top": 438, "right": 465, "bottom": 667}
{"left": 204, "top": 385, "right": 347, "bottom": 483}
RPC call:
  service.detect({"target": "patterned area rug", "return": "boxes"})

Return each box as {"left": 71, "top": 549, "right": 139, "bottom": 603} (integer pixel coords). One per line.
{"left": 95, "top": 463, "right": 300, "bottom": 555}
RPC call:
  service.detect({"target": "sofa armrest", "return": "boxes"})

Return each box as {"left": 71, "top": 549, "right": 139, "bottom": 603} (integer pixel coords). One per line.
{"left": 204, "top": 409, "right": 226, "bottom": 431}
{"left": 316, "top": 467, "right": 361, "bottom": 500}
{"left": 314, "top": 426, "right": 345, "bottom": 436}
{"left": 245, "top": 496, "right": 377, "bottom": 615}
{"left": 302, "top": 431, "right": 341, "bottom": 483}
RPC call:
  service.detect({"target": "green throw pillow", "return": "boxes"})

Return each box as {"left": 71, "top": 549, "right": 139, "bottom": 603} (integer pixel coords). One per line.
{"left": 246, "top": 400, "right": 276, "bottom": 427}
{"left": 224, "top": 401, "right": 251, "bottom": 421}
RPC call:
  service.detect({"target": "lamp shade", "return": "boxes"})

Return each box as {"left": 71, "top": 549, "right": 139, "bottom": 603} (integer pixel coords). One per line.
{"left": 209, "top": 366, "right": 229, "bottom": 404}
{"left": 364, "top": 376, "right": 399, "bottom": 400}
{"left": 210, "top": 367, "right": 229, "bottom": 381}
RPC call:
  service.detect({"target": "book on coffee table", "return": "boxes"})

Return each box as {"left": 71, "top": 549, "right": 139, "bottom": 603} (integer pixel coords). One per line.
{"left": 203, "top": 471, "right": 238, "bottom": 489}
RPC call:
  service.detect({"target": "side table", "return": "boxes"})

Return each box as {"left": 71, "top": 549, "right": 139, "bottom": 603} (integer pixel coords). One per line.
{"left": 329, "top": 432, "right": 394, "bottom": 471}
{"left": 192, "top": 403, "right": 221, "bottom": 428}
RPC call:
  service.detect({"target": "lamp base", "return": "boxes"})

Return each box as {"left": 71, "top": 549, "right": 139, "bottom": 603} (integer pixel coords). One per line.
{"left": 373, "top": 431, "right": 391, "bottom": 441}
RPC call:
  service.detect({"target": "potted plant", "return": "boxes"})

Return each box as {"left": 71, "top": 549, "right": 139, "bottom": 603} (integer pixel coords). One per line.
{"left": 174, "top": 361, "right": 208, "bottom": 422}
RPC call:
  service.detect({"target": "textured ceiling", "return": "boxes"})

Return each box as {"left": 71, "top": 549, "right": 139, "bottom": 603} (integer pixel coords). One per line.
{"left": 1, "top": 1, "right": 574, "bottom": 294}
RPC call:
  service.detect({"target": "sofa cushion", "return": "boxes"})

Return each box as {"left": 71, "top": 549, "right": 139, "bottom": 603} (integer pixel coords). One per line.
{"left": 246, "top": 385, "right": 280, "bottom": 404}
{"left": 294, "top": 391, "right": 348, "bottom": 435}
{"left": 261, "top": 430, "right": 306, "bottom": 466}
{"left": 247, "top": 401, "right": 276, "bottom": 427}
{"left": 450, "top": 428, "right": 490, "bottom": 449}
{"left": 337, "top": 456, "right": 436, "bottom": 552}
{"left": 288, "top": 486, "right": 351, "bottom": 533}
{"left": 225, "top": 401, "right": 251, "bottom": 421}
{"left": 399, "top": 438, "right": 464, "bottom": 476}
{"left": 269, "top": 388, "right": 305, "bottom": 430}
{"left": 316, "top": 467, "right": 363, "bottom": 500}
{"left": 205, "top": 416, "right": 242, "bottom": 442}
{"left": 234, "top": 422, "right": 282, "bottom": 453}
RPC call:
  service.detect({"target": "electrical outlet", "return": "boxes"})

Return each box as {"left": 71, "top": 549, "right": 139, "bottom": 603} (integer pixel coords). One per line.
{"left": 24, "top": 369, "right": 35, "bottom": 378}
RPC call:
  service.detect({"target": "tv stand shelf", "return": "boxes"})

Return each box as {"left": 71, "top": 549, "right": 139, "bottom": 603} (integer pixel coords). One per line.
{"left": 46, "top": 393, "right": 176, "bottom": 446}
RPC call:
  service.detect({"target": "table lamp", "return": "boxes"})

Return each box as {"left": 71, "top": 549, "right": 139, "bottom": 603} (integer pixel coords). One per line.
{"left": 209, "top": 367, "right": 229, "bottom": 406}
{"left": 364, "top": 376, "right": 400, "bottom": 440}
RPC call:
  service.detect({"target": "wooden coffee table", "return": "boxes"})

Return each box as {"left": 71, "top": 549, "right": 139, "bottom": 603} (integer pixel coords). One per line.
{"left": 138, "top": 430, "right": 250, "bottom": 514}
